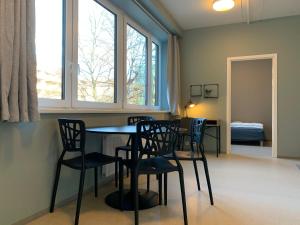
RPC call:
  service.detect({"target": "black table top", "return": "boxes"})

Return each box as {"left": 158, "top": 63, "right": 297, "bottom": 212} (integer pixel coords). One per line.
{"left": 86, "top": 125, "right": 188, "bottom": 135}
{"left": 86, "top": 125, "right": 136, "bottom": 134}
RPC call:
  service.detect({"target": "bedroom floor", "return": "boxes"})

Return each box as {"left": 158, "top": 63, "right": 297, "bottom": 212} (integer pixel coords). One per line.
{"left": 231, "top": 144, "right": 272, "bottom": 157}
{"left": 25, "top": 147, "right": 300, "bottom": 225}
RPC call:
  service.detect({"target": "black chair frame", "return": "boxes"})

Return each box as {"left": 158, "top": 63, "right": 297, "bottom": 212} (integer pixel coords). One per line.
{"left": 115, "top": 116, "right": 154, "bottom": 188}
{"left": 50, "top": 119, "right": 122, "bottom": 225}
{"left": 119, "top": 120, "right": 188, "bottom": 225}
{"left": 169, "top": 118, "right": 214, "bottom": 205}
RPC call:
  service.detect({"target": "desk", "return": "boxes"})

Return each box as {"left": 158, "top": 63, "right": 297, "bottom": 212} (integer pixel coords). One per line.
{"left": 179, "top": 119, "right": 221, "bottom": 157}
{"left": 205, "top": 120, "right": 221, "bottom": 157}
{"left": 86, "top": 125, "right": 158, "bottom": 211}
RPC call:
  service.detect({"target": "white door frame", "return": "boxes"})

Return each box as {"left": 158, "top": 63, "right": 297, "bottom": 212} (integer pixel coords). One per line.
{"left": 226, "top": 54, "right": 278, "bottom": 157}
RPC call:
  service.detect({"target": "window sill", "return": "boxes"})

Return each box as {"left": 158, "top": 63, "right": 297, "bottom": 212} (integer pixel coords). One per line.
{"left": 39, "top": 108, "right": 170, "bottom": 114}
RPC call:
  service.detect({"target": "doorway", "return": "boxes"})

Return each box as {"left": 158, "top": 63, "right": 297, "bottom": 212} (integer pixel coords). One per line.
{"left": 226, "top": 54, "right": 277, "bottom": 157}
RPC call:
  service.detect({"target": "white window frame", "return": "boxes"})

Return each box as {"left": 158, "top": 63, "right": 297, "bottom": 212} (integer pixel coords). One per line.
{"left": 71, "top": 0, "right": 123, "bottom": 110}
{"left": 37, "top": 0, "right": 71, "bottom": 109}
{"left": 150, "top": 39, "right": 161, "bottom": 109}
{"left": 37, "top": 0, "right": 162, "bottom": 112}
{"left": 124, "top": 17, "right": 161, "bottom": 110}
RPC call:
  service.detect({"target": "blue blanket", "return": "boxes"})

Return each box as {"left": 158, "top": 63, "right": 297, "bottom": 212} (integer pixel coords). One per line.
{"left": 231, "top": 127, "right": 265, "bottom": 141}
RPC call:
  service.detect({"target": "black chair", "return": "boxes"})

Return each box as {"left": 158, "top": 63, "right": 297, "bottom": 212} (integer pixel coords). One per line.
{"left": 119, "top": 120, "right": 188, "bottom": 225}
{"left": 50, "top": 119, "right": 122, "bottom": 225}
{"left": 168, "top": 118, "right": 214, "bottom": 205}
{"left": 115, "top": 116, "right": 154, "bottom": 187}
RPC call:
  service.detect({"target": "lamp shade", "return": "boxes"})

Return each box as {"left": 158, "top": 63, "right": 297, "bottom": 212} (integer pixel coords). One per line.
{"left": 185, "top": 99, "right": 195, "bottom": 108}
{"left": 184, "top": 99, "right": 196, "bottom": 117}
{"left": 213, "top": 0, "right": 235, "bottom": 11}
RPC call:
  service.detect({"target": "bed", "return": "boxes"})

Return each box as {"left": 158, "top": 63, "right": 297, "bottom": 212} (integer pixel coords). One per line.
{"left": 231, "top": 122, "right": 265, "bottom": 145}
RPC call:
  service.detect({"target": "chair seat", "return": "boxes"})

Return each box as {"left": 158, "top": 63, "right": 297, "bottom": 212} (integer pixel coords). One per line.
{"left": 62, "top": 152, "right": 118, "bottom": 169}
{"left": 123, "top": 157, "right": 178, "bottom": 174}
{"left": 166, "top": 151, "right": 203, "bottom": 161}
{"left": 116, "top": 145, "right": 131, "bottom": 151}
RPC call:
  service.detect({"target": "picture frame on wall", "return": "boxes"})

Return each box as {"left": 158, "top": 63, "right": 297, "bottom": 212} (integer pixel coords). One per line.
{"left": 204, "top": 84, "right": 219, "bottom": 98}
{"left": 190, "top": 85, "right": 202, "bottom": 97}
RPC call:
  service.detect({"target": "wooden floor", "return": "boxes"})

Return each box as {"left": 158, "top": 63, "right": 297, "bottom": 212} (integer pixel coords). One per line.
{"left": 27, "top": 146, "right": 300, "bottom": 225}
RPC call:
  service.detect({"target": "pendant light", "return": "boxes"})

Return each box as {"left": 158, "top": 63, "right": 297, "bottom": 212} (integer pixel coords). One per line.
{"left": 213, "top": 0, "right": 235, "bottom": 11}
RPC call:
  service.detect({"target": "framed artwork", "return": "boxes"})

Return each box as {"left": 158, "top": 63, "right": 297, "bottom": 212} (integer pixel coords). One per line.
{"left": 204, "top": 84, "right": 219, "bottom": 98}
{"left": 190, "top": 85, "right": 202, "bottom": 97}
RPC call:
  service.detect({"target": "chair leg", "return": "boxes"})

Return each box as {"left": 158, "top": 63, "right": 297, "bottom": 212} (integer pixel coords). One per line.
{"left": 196, "top": 143, "right": 201, "bottom": 155}
{"left": 119, "top": 160, "right": 124, "bottom": 211}
{"left": 181, "top": 135, "right": 185, "bottom": 150}
{"left": 200, "top": 144, "right": 214, "bottom": 205}
{"left": 192, "top": 160, "right": 201, "bottom": 191}
{"left": 50, "top": 161, "right": 62, "bottom": 212}
{"left": 115, "top": 150, "right": 119, "bottom": 187}
{"left": 126, "top": 151, "right": 129, "bottom": 177}
{"left": 158, "top": 174, "right": 162, "bottom": 205}
{"left": 146, "top": 175, "right": 150, "bottom": 192}
{"left": 147, "top": 153, "right": 150, "bottom": 192}
{"left": 177, "top": 134, "right": 182, "bottom": 150}
{"left": 164, "top": 173, "right": 168, "bottom": 206}
{"left": 75, "top": 169, "right": 86, "bottom": 225}
{"left": 203, "top": 159, "right": 214, "bottom": 205}
{"left": 94, "top": 167, "right": 98, "bottom": 198}
{"left": 178, "top": 169, "right": 188, "bottom": 225}
{"left": 134, "top": 172, "right": 139, "bottom": 225}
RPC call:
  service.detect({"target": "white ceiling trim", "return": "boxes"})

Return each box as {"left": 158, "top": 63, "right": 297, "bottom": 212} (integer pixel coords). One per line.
{"left": 158, "top": 0, "right": 300, "bottom": 30}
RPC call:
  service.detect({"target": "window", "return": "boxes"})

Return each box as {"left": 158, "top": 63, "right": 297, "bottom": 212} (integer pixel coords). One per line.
{"left": 35, "top": 0, "right": 64, "bottom": 100}
{"left": 151, "top": 42, "right": 159, "bottom": 106}
{"left": 77, "top": 0, "right": 116, "bottom": 104}
{"left": 126, "top": 25, "right": 147, "bottom": 106}
{"left": 36, "top": 0, "right": 162, "bottom": 111}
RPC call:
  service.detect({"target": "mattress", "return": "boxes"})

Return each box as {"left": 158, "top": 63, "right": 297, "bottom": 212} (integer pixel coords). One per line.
{"left": 231, "top": 122, "right": 265, "bottom": 142}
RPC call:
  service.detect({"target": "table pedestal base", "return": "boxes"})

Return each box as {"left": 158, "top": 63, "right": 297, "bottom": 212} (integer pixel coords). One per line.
{"left": 105, "top": 189, "right": 159, "bottom": 211}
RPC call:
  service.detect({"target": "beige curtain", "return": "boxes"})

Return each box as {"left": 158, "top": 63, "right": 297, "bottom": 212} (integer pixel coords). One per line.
{"left": 0, "top": 0, "right": 39, "bottom": 122}
{"left": 167, "top": 35, "right": 181, "bottom": 116}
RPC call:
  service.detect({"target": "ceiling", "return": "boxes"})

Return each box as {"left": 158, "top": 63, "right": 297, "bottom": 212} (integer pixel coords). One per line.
{"left": 158, "top": 0, "right": 300, "bottom": 30}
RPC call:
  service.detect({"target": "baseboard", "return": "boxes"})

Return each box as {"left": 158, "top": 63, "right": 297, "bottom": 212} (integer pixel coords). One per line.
{"left": 12, "top": 175, "right": 114, "bottom": 225}
{"left": 277, "top": 156, "right": 300, "bottom": 160}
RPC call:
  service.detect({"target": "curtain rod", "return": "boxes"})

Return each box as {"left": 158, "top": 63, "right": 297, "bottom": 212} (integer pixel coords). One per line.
{"left": 132, "top": 0, "right": 173, "bottom": 35}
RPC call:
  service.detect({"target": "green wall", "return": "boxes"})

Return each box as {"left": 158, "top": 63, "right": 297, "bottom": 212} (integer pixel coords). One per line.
{"left": 181, "top": 16, "right": 300, "bottom": 157}
{"left": 0, "top": 112, "right": 168, "bottom": 225}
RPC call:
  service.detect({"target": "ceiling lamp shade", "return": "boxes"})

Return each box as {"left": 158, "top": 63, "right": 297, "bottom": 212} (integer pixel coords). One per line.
{"left": 213, "top": 0, "right": 235, "bottom": 11}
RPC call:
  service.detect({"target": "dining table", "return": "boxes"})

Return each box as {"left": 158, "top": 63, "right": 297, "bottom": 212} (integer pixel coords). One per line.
{"left": 86, "top": 125, "right": 159, "bottom": 211}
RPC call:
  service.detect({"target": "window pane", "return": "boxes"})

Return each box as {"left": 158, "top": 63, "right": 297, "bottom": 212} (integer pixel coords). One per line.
{"left": 151, "top": 42, "right": 159, "bottom": 106}
{"left": 126, "top": 25, "right": 147, "bottom": 105}
{"left": 78, "top": 0, "right": 116, "bottom": 103}
{"left": 36, "top": 0, "right": 64, "bottom": 99}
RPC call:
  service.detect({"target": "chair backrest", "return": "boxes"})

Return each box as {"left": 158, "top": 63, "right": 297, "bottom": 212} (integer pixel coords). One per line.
{"left": 58, "top": 119, "right": 86, "bottom": 153}
{"left": 137, "top": 120, "right": 180, "bottom": 157}
{"left": 125, "top": 116, "right": 155, "bottom": 146}
{"left": 190, "top": 118, "right": 207, "bottom": 145}
{"left": 128, "top": 116, "right": 154, "bottom": 125}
